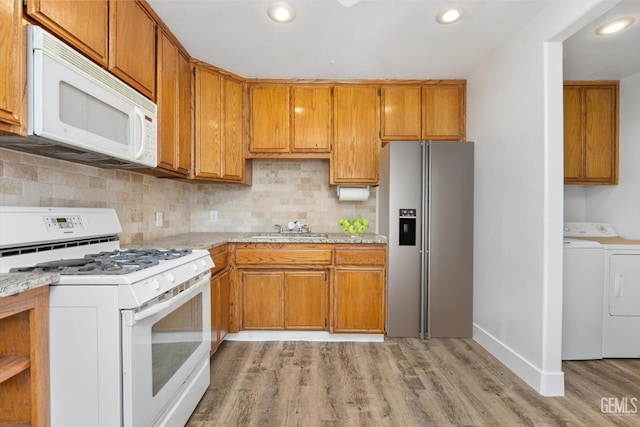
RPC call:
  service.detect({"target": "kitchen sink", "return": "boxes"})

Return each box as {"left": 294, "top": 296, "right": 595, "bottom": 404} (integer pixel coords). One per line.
{"left": 250, "top": 232, "right": 328, "bottom": 240}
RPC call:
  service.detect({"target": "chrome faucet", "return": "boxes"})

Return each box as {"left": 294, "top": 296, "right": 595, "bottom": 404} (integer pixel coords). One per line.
{"left": 274, "top": 224, "right": 283, "bottom": 233}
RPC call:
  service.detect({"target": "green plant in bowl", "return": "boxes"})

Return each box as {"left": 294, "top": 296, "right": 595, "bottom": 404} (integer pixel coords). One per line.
{"left": 338, "top": 217, "right": 369, "bottom": 236}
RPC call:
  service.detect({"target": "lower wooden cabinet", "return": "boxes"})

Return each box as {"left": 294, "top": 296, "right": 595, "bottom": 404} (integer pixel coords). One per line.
{"left": 209, "top": 245, "right": 231, "bottom": 354}
{"left": 232, "top": 243, "right": 386, "bottom": 334}
{"left": 240, "top": 270, "right": 328, "bottom": 330}
{"left": 332, "top": 245, "right": 386, "bottom": 333}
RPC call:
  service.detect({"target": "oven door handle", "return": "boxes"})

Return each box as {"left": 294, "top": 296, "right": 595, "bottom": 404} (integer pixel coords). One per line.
{"left": 133, "top": 274, "right": 210, "bottom": 322}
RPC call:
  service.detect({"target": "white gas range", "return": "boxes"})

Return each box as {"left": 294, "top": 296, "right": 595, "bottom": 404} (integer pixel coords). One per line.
{"left": 0, "top": 207, "right": 214, "bottom": 427}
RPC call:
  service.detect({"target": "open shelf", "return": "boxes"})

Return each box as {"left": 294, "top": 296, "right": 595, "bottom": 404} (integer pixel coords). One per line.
{"left": 0, "top": 355, "right": 30, "bottom": 384}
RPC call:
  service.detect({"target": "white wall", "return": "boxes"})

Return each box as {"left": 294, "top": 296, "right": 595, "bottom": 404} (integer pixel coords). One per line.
{"left": 467, "top": 0, "right": 612, "bottom": 396}
{"left": 563, "top": 71, "right": 640, "bottom": 238}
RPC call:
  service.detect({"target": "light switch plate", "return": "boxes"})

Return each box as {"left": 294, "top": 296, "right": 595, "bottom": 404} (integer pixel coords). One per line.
{"left": 209, "top": 210, "right": 218, "bottom": 222}
{"left": 155, "top": 212, "right": 163, "bottom": 227}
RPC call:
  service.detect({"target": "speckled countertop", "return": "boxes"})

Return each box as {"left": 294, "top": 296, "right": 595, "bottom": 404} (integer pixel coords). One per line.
{"left": 124, "top": 232, "right": 387, "bottom": 251}
{"left": 0, "top": 273, "right": 59, "bottom": 298}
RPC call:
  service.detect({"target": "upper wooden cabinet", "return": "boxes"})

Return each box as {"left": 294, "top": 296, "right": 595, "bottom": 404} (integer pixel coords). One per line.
{"left": 108, "top": 0, "right": 156, "bottom": 99}
{"left": 422, "top": 82, "right": 466, "bottom": 141}
{"left": 155, "top": 29, "right": 190, "bottom": 177}
{"left": 291, "top": 85, "right": 332, "bottom": 153}
{"left": 0, "top": 0, "right": 26, "bottom": 136}
{"left": 564, "top": 81, "right": 619, "bottom": 185}
{"left": 381, "top": 82, "right": 466, "bottom": 142}
{"left": 331, "top": 85, "right": 380, "bottom": 185}
{"left": 23, "top": 0, "right": 156, "bottom": 100}
{"left": 249, "top": 84, "right": 290, "bottom": 153}
{"left": 194, "top": 62, "right": 249, "bottom": 183}
{"left": 248, "top": 83, "right": 332, "bottom": 157}
{"left": 24, "top": 0, "right": 109, "bottom": 67}
{"left": 381, "top": 85, "right": 422, "bottom": 141}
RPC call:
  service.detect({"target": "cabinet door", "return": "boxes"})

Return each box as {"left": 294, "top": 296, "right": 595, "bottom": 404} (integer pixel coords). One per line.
{"left": 563, "top": 82, "right": 618, "bottom": 185}
{"left": 333, "top": 268, "right": 385, "bottom": 333}
{"left": 156, "top": 30, "right": 179, "bottom": 172}
{"left": 222, "top": 76, "right": 245, "bottom": 181}
{"left": 585, "top": 86, "right": 617, "bottom": 182}
{"left": 194, "top": 67, "right": 222, "bottom": 179}
{"left": 422, "top": 83, "right": 466, "bottom": 141}
{"left": 381, "top": 86, "right": 421, "bottom": 141}
{"left": 109, "top": 0, "right": 156, "bottom": 99}
{"left": 0, "top": 0, "right": 25, "bottom": 135}
{"left": 210, "top": 268, "right": 231, "bottom": 353}
{"left": 250, "top": 85, "right": 290, "bottom": 153}
{"left": 291, "top": 85, "right": 332, "bottom": 153}
{"left": 218, "top": 269, "right": 231, "bottom": 341}
{"left": 331, "top": 85, "right": 380, "bottom": 184}
{"left": 25, "top": 0, "right": 108, "bottom": 67}
{"left": 563, "top": 86, "right": 583, "bottom": 182}
{"left": 242, "top": 271, "right": 283, "bottom": 329}
{"left": 210, "top": 275, "right": 220, "bottom": 353}
{"left": 284, "top": 271, "right": 327, "bottom": 330}
{"left": 177, "top": 50, "right": 192, "bottom": 175}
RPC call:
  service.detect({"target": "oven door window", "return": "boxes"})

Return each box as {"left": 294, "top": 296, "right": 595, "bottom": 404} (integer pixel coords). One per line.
{"left": 151, "top": 293, "right": 203, "bottom": 396}
{"left": 121, "top": 276, "right": 211, "bottom": 427}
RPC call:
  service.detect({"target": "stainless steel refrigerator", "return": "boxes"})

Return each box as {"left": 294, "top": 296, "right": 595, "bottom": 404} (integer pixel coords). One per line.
{"left": 378, "top": 141, "right": 474, "bottom": 338}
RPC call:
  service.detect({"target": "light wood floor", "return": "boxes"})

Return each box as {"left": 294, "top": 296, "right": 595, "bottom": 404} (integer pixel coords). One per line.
{"left": 186, "top": 338, "right": 640, "bottom": 426}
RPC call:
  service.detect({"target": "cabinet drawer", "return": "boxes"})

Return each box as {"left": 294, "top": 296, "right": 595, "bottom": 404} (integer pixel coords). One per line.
{"left": 335, "top": 246, "right": 386, "bottom": 266}
{"left": 235, "top": 244, "right": 332, "bottom": 266}
{"left": 209, "top": 245, "right": 230, "bottom": 276}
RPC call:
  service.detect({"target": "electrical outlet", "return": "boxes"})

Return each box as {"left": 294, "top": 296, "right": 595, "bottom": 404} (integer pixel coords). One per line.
{"left": 209, "top": 210, "right": 218, "bottom": 222}
{"left": 155, "top": 212, "right": 163, "bottom": 227}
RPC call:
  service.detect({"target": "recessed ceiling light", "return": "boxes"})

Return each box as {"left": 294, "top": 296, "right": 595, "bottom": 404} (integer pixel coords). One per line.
{"left": 436, "top": 8, "right": 463, "bottom": 25}
{"left": 267, "top": 2, "right": 296, "bottom": 23}
{"left": 595, "top": 16, "right": 635, "bottom": 35}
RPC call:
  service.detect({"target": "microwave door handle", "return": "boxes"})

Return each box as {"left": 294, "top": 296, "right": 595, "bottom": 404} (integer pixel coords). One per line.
{"left": 132, "top": 107, "right": 146, "bottom": 159}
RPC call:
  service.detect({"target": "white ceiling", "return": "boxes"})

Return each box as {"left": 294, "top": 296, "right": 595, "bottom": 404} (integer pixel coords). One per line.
{"left": 146, "top": 0, "right": 640, "bottom": 81}
{"left": 564, "top": 1, "right": 640, "bottom": 80}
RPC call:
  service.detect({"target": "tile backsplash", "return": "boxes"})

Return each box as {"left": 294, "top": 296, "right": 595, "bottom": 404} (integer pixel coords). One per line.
{"left": 0, "top": 149, "right": 376, "bottom": 244}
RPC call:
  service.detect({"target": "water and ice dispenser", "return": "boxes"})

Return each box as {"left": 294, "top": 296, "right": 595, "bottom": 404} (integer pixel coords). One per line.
{"left": 399, "top": 209, "right": 416, "bottom": 246}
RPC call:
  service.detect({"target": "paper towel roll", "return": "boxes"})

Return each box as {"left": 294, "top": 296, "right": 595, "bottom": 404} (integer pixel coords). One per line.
{"left": 337, "top": 186, "right": 370, "bottom": 201}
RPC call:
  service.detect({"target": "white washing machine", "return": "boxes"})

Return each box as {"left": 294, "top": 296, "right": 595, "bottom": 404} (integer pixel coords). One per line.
{"left": 562, "top": 236, "right": 604, "bottom": 360}
{"left": 564, "top": 222, "right": 640, "bottom": 358}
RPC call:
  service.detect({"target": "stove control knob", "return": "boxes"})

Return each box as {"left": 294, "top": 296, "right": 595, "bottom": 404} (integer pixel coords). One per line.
{"left": 191, "top": 262, "right": 198, "bottom": 271}
{"left": 150, "top": 279, "right": 161, "bottom": 290}
{"left": 165, "top": 272, "right": 175, "bottom": 283}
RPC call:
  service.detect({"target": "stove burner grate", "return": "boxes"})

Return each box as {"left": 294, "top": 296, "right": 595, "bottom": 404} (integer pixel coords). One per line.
{"left": 9, "top": 248, "right": 192, "bottom": 275}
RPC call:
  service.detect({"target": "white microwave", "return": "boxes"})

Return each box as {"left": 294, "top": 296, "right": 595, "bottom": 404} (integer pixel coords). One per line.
{"left": 0, "top": 26, "right": 157, "bottom": 169}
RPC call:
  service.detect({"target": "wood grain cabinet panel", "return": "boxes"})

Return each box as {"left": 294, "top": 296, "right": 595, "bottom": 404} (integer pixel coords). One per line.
{"left": 0, "top": 286, "right": 50, "bottom": 426}
{"left": 284, "top": 271, "right": 327, "bottom": 330}
{"left": 381, "top": 85, "right": 422, "bottom": 141}
{"left": 25, "top": 0, "right": 108, "bottom": 67}
{"left": 331, "top": 85, "right": 380, "bottom": 185}
{"left": 291, "top": 85, "right": 332, "bottom": 153}
{"left": 194, "top": 63, "right": 248, "bottom": 183}
{"left": 422, "top": 83, "right": 466, "bottom": 141}
{"left": 0, "top": 0, "right": 26, "bottom": 135}
{"left": 249, "top": 84, "right": 290, "bottom": 153}
{"left": 248, "top": 84, "right": 332, "bottom": 156}
{"left": 333, "top": 269, "right": 385, "bottom": 333}
{"left": 332, "top": 244, "right": 386, "bottom": 333}
{"left": 242, "top": 271, "right": 284, "bottom": 329}
{"left": 155, "top": 29, "right": 190, "bottom": 177}
{"left": 210, "top": 245, "right": 231, "bottom": 354}
{"left": 563, "top": 81, "right": 618, "bottom": 185}
{"left": 108, "top": 0, "right": 156, "bottom": 100}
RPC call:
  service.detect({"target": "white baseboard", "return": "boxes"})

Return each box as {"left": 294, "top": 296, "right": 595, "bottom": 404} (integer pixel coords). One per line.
{"left": 224, "top": 331, "right": 385, "bottom": 343}
{"left": 473, "top": 323, "right": 564, "bottom": 397}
